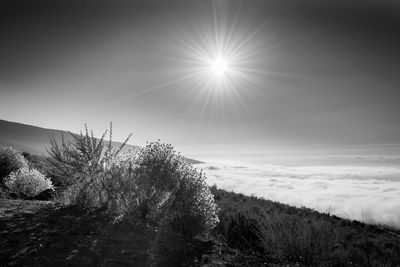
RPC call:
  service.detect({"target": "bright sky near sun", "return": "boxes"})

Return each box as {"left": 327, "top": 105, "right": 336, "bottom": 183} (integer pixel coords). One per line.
{"left": 210, "top": 57, "right": 228, "bottom": 76}
{"left": 0, "top": 0, "right": 400, "bottom": 155}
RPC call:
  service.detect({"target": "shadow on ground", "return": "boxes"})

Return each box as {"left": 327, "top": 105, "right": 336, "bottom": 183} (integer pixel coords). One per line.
{"left": 0, "top": 199, "right": 218, "bottom": 266}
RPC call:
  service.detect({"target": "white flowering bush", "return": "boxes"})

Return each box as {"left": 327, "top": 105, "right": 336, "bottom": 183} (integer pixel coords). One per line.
{"left": 103, "top": 147, "right": 138, "bottom": 170}
{"left": 47, "top": 124, "right": 218, "bottom": 236}
{"left": 116, "top": 141, "right": 219, "bottom": 236}
{"left": 0, "top": 145, "right": 28, "bottom": 185}
{"left": 5, "top": 168, "right": 53, "bottom": 198}
{"left": 166, "top": 168, "right": 220, "bottom": 236}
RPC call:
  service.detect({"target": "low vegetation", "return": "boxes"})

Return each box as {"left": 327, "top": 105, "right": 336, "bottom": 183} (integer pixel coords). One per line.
{"left": 1, "top": 125, "right": 400, "bottom": 266}
{"left": 211, "top": 186, "right": 400, "bottom": 266}
{"left": 0, "top": 145, "right": 29, "bottom": 185}
{"left": 4, "top": 168, "right": 53, "bottom": 198}
{"left": 0, "top": 145, "right": 51, "bottom": 199}
{"left": 44, "top": 124, "right": 218, "bottom": 237}
{"left": 113, "top": 141, "right": 219, "bottom": 236}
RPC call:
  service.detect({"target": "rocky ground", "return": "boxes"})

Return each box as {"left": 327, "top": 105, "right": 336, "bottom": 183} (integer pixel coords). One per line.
{"left": 0, "top": 199, "right": 265, "bottom": 267}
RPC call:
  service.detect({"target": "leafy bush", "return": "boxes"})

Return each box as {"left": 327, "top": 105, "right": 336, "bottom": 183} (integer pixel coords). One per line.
{"left": 166, "top": 166, "right": 219, "bottom": 236}
{"left": 22, "top": 153, "right": 56, "bottom": 184}
{"left": 46, "top": 124, "right": 131, "bottom": 207}
{"left": 0, "top": 145, "right": 28, "bottom": 185}
{"left": 115, "top": 141, "right": 219, "bottom": 236}
{"left": 4, "top": 168, "right": 53, "bottom": 198}
{"left": 46, "top": 124, "right": 126, "bottom": 186}
{"left": 47, "top": 124, "right": 218, "bottom": 236}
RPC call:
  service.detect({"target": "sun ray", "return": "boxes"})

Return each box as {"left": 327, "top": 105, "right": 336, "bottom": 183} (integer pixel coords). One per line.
{"left": 212, "top": 1, "right": 220, "bottom": 53}
{"left": 142, "top": 53, "right": 204, "bottom": 66}
{"left": 226, "top": 12, "right": 278, "bottom": 61}
{"left": 106, "top": 70, "right": 208, "bottom": 109}
{"left": 234, "top": 66, "right": 336, "bottom": 83}
{"left": 107, "top": 2, "right": 311, "bottom": 125}
{"left": 228, "top": 81, "right": 254, "bottom": 121}
{"left": 223, "top": 0, "right": 244, "bottom": 54}
{"left": 233, "top": 32, "right": 317, "bottom": 63}
{"left": 195, "top": 80, "right": 216, "bottom": 129}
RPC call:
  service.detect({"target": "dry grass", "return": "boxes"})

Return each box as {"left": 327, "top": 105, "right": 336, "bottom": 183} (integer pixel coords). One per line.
{"left": 257, "top": 214, "right": 338, "bottom": 266}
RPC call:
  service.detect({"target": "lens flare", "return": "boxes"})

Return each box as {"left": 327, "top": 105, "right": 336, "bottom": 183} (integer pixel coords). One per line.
{"left": 111, "top": 1, "right": 315, "bottom": 125}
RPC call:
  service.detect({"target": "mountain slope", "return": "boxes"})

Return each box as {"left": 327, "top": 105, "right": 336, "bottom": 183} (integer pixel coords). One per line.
{"left": 0, "top": 119, "right": 74, "bottom": 154}
{"left": 0, "top": 119, "right": 202, "bottom": 164}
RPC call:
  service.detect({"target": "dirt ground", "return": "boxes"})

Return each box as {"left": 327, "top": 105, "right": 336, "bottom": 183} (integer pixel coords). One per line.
{"left": 0, "top": 199, "right": 263, "bottom": 267}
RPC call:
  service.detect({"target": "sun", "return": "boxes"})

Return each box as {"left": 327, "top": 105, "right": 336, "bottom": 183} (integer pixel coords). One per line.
{"left": 139, "top": 2, "right": 270, "bottom": 94}
{"left": 210, "top": 56, "right": 229, "bottom": 77}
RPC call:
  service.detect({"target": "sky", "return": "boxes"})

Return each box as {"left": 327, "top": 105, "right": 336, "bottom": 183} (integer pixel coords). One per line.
{"left": 1, "top": 0, "right": 400, "bottom": 155}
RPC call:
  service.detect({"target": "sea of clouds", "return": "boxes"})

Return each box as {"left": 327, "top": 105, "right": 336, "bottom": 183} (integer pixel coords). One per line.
{"left": 198, "top": 160, "right": 400, "bottom": 228}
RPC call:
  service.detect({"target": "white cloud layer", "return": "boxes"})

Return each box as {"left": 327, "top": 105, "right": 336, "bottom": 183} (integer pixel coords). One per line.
{"left": 199, "top": 162, "right": 400, "bottom": 228}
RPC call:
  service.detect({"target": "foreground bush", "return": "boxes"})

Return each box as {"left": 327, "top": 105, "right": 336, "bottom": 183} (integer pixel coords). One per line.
{"left": 46, "top": 124, "right": 131, "bottom": 207}
{"left": 0, "top": 145, "right": 28, "bottom": 185}
{"left": 114, "top": 141, "right": 219, "bottom": 236}
{"left": 4, "top": 168, "right": 53, "bottom": 198}
{"left": 56, "top": 147, "right": 136, "bottom": 208}
{"left": 47, "top": 125, "right": 218, "bottom": 236}
{"left": 46, "top": 124, "right": 130, "bottom": 187}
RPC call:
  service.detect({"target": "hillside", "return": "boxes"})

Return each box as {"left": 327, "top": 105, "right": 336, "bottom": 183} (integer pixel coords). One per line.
{"left": 0, "top": 119, "right": 202, "bottom": 164}
{"left": 0, "top": 119, "right": 70, "bottom": 155}
{"left": 1, "top": 120, "right": 400, "bottom": 265}
{"left": 1, "top": 188, "right": 400, "bottom": 266}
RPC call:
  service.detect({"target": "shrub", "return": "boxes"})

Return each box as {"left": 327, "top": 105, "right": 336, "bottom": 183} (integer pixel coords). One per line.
{"left": 167, "top": 167, "right": 219, "bottom": 236}
{"left": 257, "top": 214, "right": 339, "bottom": 266}
{"left": 115, "top": 141, "right": 219, "bottom": 236}
{"left": 47, "top": 125, "right": 218, "bottom": 236}
{"left": 4, "top": 168, "right": 53, "bottom": 198}
{"left": 46, "top": 123, "right": 131, "bottom": 207}
{"left": 23, "top": 153, "right": 56, "bottom": 184}
{"left": 217, "top": 207, "right": 265, "bottom": 251}
{"left": 0, "top": 145, "right": 28, "bottom": 185}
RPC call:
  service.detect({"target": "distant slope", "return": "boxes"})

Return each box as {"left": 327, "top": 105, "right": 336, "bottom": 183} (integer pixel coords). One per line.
{"left": 0, "top": 119, "right": 202, "bottom": 164}
{"left": 0, "top": 119, "right": 73, "bottom": 155}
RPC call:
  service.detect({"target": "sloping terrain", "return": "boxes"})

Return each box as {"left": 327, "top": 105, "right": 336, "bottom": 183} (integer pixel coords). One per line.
{"left": 2, "top": 189, "right": 400, "bottom": 266}
{"left": 0, "top": 119, "right": 202, "bottom": 164}
{"left": 0, "top": 199, "right": 259, "bottom": 267}
{"left": 0, "top": 119, "right": 132, "bottom": 155}
{"left": 211, "top": 187, "right": 400, "bottom": 266}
